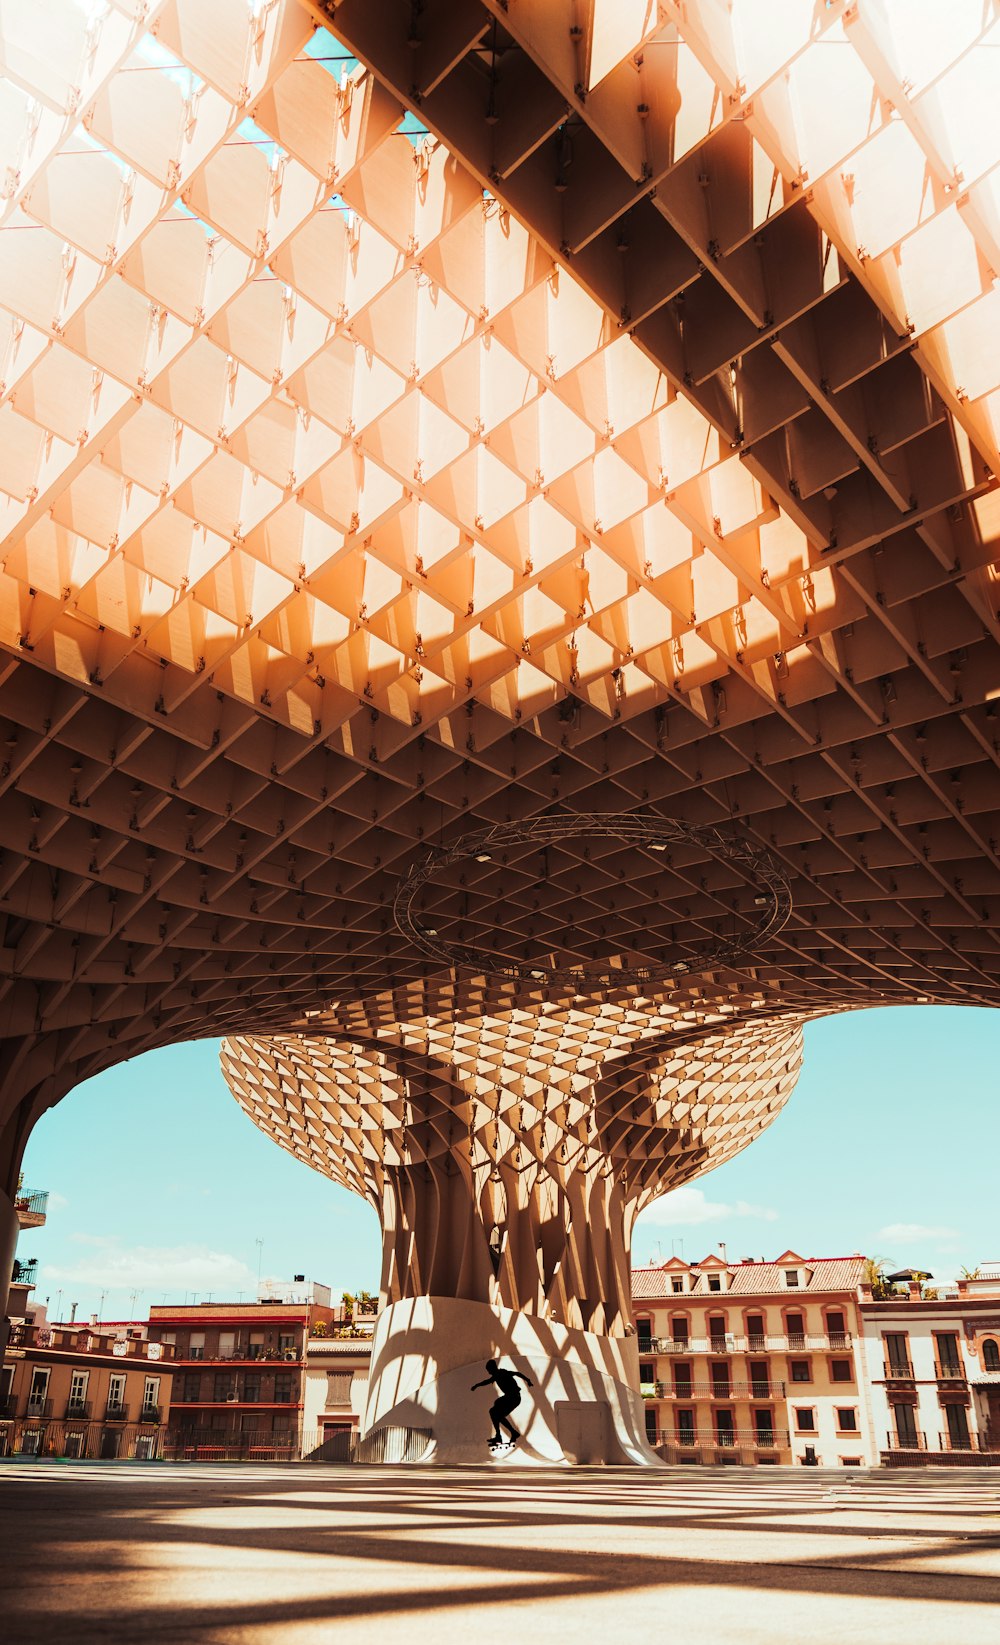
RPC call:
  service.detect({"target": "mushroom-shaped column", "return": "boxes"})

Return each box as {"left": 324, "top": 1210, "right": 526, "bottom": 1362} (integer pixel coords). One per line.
{"left": 221, "top": 1012, "right": 803, "bottom": 1464}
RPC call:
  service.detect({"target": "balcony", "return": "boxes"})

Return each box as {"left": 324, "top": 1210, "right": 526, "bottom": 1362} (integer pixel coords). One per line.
{"left": 25, "top": 1398, "right": 52, "bottom": 1419}
{"left": 104, "top": 1402, "right": 130, "bottom": 1422}
{"left": 668, "top": 1382, "right": 788, "bottom": 1400}
{"left": 137, "top": 1404, "right": 162, "bottom": 1425}
{"left": 11, "top": 1257, "right": 38, "bottom": 1285}
{"left": 639, "top": 1382, "right": 664, "bottom": 1399}
{"left": 717, "top": 1429, "right": 788, "bottom": 1449}
{"left": 884, "top": 1430, "right": 926, "bottom": 1450}
{"left": 14, "top": 1189, "right": 48, "bottom": 1229}
{"left": 63, "top": 1401, "right": 92, "bottom": 1421}
{"left": 883, "top": 1364, "right": 915, "bottom": 1382}
{"left": 650, "top": 1333, "right": 851, "bottom": 1355}
{"left": 0, "top": 1395, "right": 17, "bottom": 1418}
{"left": 934, "top": 1363, "right": 966, "bottom": 1382}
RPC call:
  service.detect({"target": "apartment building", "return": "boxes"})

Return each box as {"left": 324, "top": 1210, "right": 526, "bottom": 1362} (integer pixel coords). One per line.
{"left": 147, "top": 1282, "right": 338, "bottom": 1460}
{"left": 0, "top": 1320, "right": 175, "bottom": 1458}
{"left": 302, "top": 1335, "right": 372, "bottom": 1458}
{"left": 862, "top": 1273, "right": 1000, "bottom": 1464}
{"left": 632, "top": 1250, "right": 873, "bottom": 1466}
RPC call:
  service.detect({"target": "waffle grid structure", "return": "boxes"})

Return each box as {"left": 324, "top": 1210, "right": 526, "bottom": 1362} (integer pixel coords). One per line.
{"left": 0, "top": 1, "right": 997, "bottom": 1224}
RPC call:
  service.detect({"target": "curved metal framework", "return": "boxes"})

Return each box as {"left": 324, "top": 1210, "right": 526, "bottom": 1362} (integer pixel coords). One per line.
{"left": 392, "top": 813, "right": 792, "bottom": 988}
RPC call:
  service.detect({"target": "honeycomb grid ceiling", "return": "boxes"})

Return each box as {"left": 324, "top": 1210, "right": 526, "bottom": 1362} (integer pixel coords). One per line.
{"left": 0, "top": 0, "right": 998, "bottom": 1158}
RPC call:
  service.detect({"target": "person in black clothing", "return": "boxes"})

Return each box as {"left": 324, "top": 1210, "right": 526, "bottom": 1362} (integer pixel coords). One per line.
{"left": 471, "top": 1358, "right": 534, "bottom": 1446}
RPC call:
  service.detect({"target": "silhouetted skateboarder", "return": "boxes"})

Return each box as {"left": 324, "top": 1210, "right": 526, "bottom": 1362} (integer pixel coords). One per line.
{"left": 471, "top": 1359, "right": 533, "bottom": 1447}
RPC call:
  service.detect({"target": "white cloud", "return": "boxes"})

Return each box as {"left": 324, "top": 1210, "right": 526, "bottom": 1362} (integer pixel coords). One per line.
{"left": 39, "top": 1236, "right": 258, "bottom": 1296}
{"left": 636, "top": 1185, "right": 779, "bottom": 1228}
{"left": 876, "top": 1222, "right": 960, "bottom": 1245}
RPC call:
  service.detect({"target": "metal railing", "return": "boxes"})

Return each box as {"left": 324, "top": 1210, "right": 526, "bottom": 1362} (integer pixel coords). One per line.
{"left": 884, "top": 1430, "right": 926, "bottom": 1450}
{"left": 25, "top": 1399, "right": 52, "bottom": 1419}
{"left": 63, "top": 1402, "right": 91, "bottom": 1421}
{"left": 651, "top": 1333, "right": 852, "bottom": 1355}
{"left": 663, "top": 1381, "right": 787, "bottom": 1399}
{"left": 104, "top": 1402, "right": 130, "bottom": 1422}
{"left": 934, "top": 1363, "right": 966, "bottom": 1381}
{"left": 883, "top": 1364, "right": 915, "bottom": 1381}
{"left": 14, "top": 1190, "right": 48, "bottom": 1225}
{"left": 11, "top": 1257, "right": 38, "bottom": 1285}
{"left": 138, "top": 1404, "right": 162, "bottom": 1424}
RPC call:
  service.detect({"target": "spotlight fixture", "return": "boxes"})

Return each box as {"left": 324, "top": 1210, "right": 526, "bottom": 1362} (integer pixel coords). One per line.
{"left": 474, "top": 851, "right": 493, "bottom": 862}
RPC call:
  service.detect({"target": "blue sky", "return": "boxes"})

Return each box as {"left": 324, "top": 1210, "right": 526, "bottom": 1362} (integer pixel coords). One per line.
{"left": 16, "top": 1006, "right": 999, "bottom": 1322}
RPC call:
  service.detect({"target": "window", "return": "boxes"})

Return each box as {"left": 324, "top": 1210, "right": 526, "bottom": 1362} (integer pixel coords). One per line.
{"left": 945, "top": 1403, "right": 970, "bottom": 1449}
{"left": 984, "top": 1340, "right": 1000, "bottom": 1372}
{"left": 189, "top": 1333, "right": 205, "bottom": 1361}
{"left": 676, "top": 1409, "right": 695, "bottom": 1445}
{"left": 326, "top": 1372, "right": 352, "bottom": 1405}
{"left": 754, "top": 1408, "right": 775, "bottom": 1446}
{"left": 274, "top": 1373, "right": 293, "bottom": 1403}
{"left": 142, "top": 1376, "right": 160, "bottom": 1414}
{"left": 671, "top": 1279, "right": 684, "bottom": 1295}
{"left": 636, "top": 1317, "right": 652, "bottom": 1350}
{"left": 248, "top": 1333, "right": 265, "bottom": 1360}
{"left": 894, "top": 1403, "right": 918, "bottom": 1447}
{"left": 842, "top": 1457, "right": 861, "bottom": 1467}
{"left": 218, "top": 1332, "right": 236, "bottom": 1360}
{"left": 107, "top": 1373, "right": 126, "bottom": 1414}
{"left": 278, "top": 1333, "right": 297, "bottom": 1359}
{"left": 749, "top": 1360, "right": 770, "bottom": 1398}
{"left": 673, "top": 1363, "right": 692, "bottom": 1395}
{"left": 708, "top": 1314, "right": 726, "bottom": 1347}
{"left": 68, "top": 1369, "right": 89, "bottom": 1413}
{"left": 826, "top": 1310, "right": 847, "bottom": 1346}
{"left": 785, "top": 1311, "right": 805, "bottom": 1348}
{"left": 830, "top": 1359, "right": 854, "bottom": 1383}
{"left": 934, "top": 1332, "right": 961, "bottom": 1375}
{"left": 790, "top": 1359, "right": 812, "bottom": 1383}
{"left": 884, "top": 1333, "right": 911, "bottom": 1376}
{"left": 835, "top": 1408, "right": 857, "bottom": 1432}
{"left": 27, "top": 1368, "right": 49, "bottom": 1413}
{"left": 747, "top": 1313, "right": 765, "bottom": 1350}
{"left": 711, "top": 1362, "right": 730, "bottom": 1397}
{"left": 784, "top": 1269, "right": 800, "bottom": 1288}
{"left": 244, "top": 1374, "right": 261, "bottom": 1403}
{"left": 214, "top": 1372, "right": 236, "bottom": 1402}
{"left": 644, "top": 1407, "right": 658, "bottom": 1443}
{"left": 639, "top": 1362, "right": 655, "bottom": 1384}
{"left": 707, "top": 1276, "right": 722, "bottom": 1292}
{"left": 671, "top": 1317, "right": 689, "bottom": 1346}
{"left": 794, "top": 1408, "right": 815, "bottom": 1431}
{"left": 715, "top": 1409, "right": 734, "bottom": 1445}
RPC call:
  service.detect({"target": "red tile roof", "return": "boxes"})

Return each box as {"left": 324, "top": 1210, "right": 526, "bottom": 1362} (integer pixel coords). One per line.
{"left": 632, "top": 1255, "right": 867, "bottom": 1299}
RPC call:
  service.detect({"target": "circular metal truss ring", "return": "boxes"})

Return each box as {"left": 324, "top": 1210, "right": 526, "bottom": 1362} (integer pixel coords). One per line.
{"left": 392, "top": 813, "right": 792, "bottom": 990}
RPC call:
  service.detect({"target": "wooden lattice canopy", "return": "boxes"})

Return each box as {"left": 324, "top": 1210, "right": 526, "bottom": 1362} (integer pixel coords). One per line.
{"left": 0, "top": 1, "right": 998, "bottom": 1200}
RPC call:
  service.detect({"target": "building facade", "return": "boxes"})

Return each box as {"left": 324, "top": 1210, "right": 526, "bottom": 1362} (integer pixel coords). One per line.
{"left": 0, "top": 1321, "right": 175, "bottom": 1459}
{"left": 632, "top": 1251, "right": 874, "bottom": 1467}
{"left": 862, "top": 1279, "right": 1000, "bottom": 1464}
{"left": 147, "top": 1286, "right": 338, "bottom": 1460}
{"left": 303, "top": 1335, "right": 373, "bottom": 1458}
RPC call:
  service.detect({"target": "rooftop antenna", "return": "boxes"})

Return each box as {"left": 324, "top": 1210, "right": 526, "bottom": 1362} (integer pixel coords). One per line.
{"left": 671, "top": 1237, "right": 685, "bottom": 1260}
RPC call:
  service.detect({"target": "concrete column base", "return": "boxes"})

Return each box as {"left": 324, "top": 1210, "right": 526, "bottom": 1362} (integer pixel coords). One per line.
{"left": 362, "top": 1296, "right": 665, "bottom": 1466}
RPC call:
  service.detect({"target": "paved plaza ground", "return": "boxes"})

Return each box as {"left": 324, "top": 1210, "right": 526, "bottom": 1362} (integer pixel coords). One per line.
{"left": 1, "top": 1462, "right": 998, "bottom": 1644}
